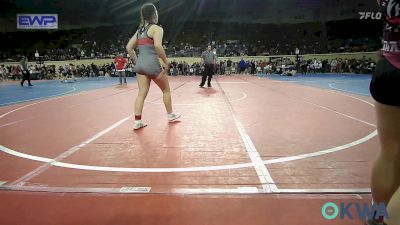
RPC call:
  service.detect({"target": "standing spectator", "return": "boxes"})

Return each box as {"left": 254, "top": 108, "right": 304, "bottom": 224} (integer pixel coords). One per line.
{"left": 226, "top": 58, "right": 232, "bottom": 75}
{"left": 34, "top": 50, "right": 42, "bottom": 65}
{"left": 12, "top": 65, "right": 22, "bottom": 80}
{"left": 330, "top": 59, "right": 338, "bottom": 73}
{"left": 114, "top": 53, "right": 128, "bottom": 84}
{"left": 251, "top": 60, "right": 256, "bottom": 74}
{"left": 220, "top": 60, "right": 226, "bottom": 75}
{"left": 34, "top": 50, "right": 39, "bottom": 59}
{"left": 62, "top": 64, "right": 71, "bottom": 82}
{"left": 91, "top": 63, "right": 99, "bottom": 77}
{"left": 239, "top": 58, "right": 247, "bottom": 74}
{"left": 0, "top": 65, "right": 7, "bottom": 81}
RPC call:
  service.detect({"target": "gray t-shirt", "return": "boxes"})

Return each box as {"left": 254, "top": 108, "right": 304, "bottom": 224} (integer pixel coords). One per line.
{"left": 20, "top": 59, "right": 28, "bottom": 70}
{"left": 201, "top": 51, "right": 216, "bottom": 65}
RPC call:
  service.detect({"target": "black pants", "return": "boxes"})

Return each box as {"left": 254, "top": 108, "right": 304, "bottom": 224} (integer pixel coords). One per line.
{"left": 21, "top": 70, "right": 32, "bottom": 85}
{"left": 200, "top": 64, "right": 214, "bottom": 87}
{"left": 370, "top": 55, "right": 400, "bottom": 106}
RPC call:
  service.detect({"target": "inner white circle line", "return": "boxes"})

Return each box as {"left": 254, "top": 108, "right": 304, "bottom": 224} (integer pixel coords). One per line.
{"left": 0, "top": 129, "right": 377, "bottom": 173}
{"left": 0, "top": 80, "right": 378, "bottom": 173}
{"left": 328, "top": 83, "right": 369, "bottom": 96}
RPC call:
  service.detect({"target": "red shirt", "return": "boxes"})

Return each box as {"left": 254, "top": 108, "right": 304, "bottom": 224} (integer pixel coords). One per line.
{"left": 114, "top": 57, "right": 127, "bottom": 71}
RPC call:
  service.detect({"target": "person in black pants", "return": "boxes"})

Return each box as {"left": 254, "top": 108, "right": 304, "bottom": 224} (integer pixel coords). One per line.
{"left": 20, "top": 56, "right": 33, "bottom": 86}
{"left": 199, "top": 45, "right": 216, "bottom": 88}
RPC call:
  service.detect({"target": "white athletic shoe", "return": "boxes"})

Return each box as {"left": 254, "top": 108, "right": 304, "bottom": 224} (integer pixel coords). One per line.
{"left": 168, "top": 112, "right": 181, "bottom": 122}
{"left": 133, "top": 120, "right": 147, "bottom": 130}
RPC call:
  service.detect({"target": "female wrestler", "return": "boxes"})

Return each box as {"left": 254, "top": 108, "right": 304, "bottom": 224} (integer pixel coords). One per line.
{"left": 369, "top": 0, "right": 400, "bottom": 224}
{"left": 126, "top": 3, "right": 181, "bottom": 130}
